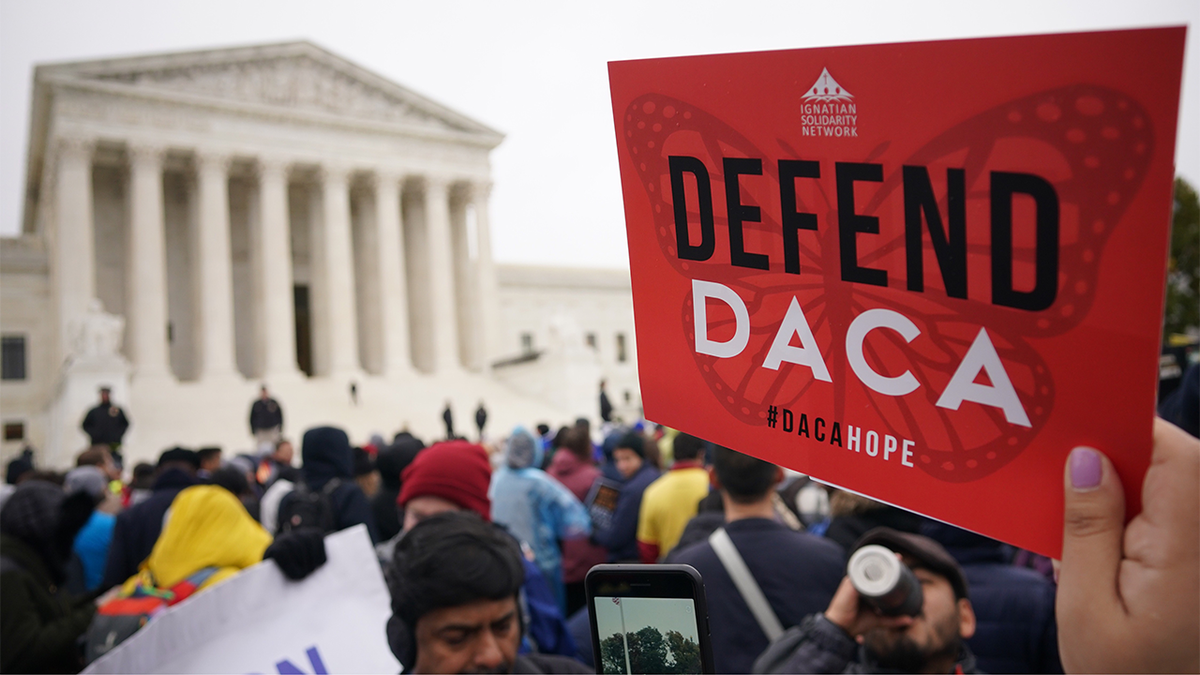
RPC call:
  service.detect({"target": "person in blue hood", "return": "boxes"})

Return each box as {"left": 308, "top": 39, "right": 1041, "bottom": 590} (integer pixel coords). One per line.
{"left": 489, "top": 427, "right": 591, "bottom": 614}
{"left": 298, "top": 426, "right": 380, "bottom": 544}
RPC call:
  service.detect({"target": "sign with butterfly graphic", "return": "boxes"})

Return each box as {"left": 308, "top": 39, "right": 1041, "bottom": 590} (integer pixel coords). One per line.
{"left": 609, "top": 27, "right": 1185, "bottom": 557}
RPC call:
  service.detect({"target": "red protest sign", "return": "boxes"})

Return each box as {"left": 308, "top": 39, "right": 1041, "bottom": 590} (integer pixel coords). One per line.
{"left": 609, "top": 28, "right": 1185, "bottom": 557}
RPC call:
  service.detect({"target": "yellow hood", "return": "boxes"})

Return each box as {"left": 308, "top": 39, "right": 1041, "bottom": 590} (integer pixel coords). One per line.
{"left": 122, "top": 485, "right": 272, "bottom": 595}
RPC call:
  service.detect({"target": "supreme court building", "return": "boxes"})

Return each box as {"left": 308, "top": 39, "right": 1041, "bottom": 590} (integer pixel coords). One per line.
{"left": 0, "top": 42, "right": 640, "bottom": 468}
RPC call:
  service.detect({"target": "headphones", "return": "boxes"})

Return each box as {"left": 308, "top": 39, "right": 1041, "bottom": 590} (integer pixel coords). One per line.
{"left": 386, "top": 597, "right": 528, "bottom": 671}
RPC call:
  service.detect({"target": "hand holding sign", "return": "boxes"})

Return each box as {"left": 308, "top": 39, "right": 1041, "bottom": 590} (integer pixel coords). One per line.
{"left": 1057, "top": 418, "right": 1200, "bottom": 673}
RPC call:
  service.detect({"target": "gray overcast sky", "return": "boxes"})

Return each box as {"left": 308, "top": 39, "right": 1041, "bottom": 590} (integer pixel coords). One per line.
{"left": 2, "top": 0, "right": 1196, "bottom": 269}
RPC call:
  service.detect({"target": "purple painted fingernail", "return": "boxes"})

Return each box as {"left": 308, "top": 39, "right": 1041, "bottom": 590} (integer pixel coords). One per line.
{"left": 1069, "top": 447, "right": 1102, "bottom": 490}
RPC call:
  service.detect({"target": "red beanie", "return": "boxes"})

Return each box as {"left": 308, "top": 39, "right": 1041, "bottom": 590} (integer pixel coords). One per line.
{"left": 397, "top": 440, "right": 492, "bottom": 521}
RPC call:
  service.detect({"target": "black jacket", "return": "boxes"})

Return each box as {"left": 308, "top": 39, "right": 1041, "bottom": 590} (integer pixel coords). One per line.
{"left": 591, "top": 463, "right": 660, "bottom": 562}
{"left": 753, "top": 614, "right": 982, "bottom": 674}
{"left": 81, "top": 403, "right": 129, "bottom": 445}
{"left": 0, "top": 483, "right": 97, "bottom": 673}
{"left": 249, "top": 397, "right": 284, "bottom": 433}
{"left": 301, "top": 427, "right": 380, "bottom": 544}
{"left": 370, "top": 487, "right": 402, "bottom": 543}
{"left": 1, "top": 535, "right": 95, "bottom": 674}
{"left": 923, "top": 522, "right": 1061, "bottom": 673}
{"left": 100, "top": 468, "right": 197, "bottom": 591}
{"left": 670, "top": 518, "right": 846, "bottom": 674}
{"left": 372, "top": 438, "right": 423, "bottom": 542}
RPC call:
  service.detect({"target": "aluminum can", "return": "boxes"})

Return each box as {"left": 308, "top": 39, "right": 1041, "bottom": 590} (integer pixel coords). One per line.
{"left": 847, "top": 544, "right": 923, "bottom": 617}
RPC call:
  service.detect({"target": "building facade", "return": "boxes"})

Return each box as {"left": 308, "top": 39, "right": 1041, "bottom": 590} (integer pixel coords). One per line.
{"left": 0, "top": 42, "right": 640, "bottom": 468}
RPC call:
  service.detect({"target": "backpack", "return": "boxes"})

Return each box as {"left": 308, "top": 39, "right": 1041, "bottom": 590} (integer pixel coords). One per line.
{"left": 85, "top": 566, "right": 218, "bottom": 663}
{"left": 276, "top": 478, "right": 342, "bottom": 534}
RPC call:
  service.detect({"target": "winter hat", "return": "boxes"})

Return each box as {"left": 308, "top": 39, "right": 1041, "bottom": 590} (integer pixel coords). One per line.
{"left": 1, "top": 480, "right": 95, "bottom": 584}
{"left": 398, "top": 440, "right": 492, "bottom": 521}
{"left": 301, "top": 426, "right": 354, "bottom": 489}
{"left": 377, "top": 437, "right": 424, "bottom": 492}
{"left": 158, "top": 447, "right": 201, "bottom": 471}
{"left": 617, "top": 431, "right": 646, "bottom": 458}
{"left": 0, "top": 480, "right": 64, "bottom": 544}
{"left": 353, "top": 446, "right": 376, "bottom": 477}
{"left": 504, "top": 427, "right": 542, "bottom": 470}
{"left": 64, "top": 465, "right": 108, "bottom": 501}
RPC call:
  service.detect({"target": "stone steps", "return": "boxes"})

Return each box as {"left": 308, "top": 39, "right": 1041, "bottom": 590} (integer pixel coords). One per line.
{"left": 118, "top": 370, "right": 574, "bottom": 467}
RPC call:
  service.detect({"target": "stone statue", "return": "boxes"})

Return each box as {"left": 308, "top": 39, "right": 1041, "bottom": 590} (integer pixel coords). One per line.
{"left": 69, "top": 299, "right": 126, "bottom": 362}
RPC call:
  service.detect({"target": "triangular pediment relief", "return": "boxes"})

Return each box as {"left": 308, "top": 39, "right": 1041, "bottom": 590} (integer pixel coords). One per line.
{"left": 40, "top": 42, "right": 498, "bottom": 139}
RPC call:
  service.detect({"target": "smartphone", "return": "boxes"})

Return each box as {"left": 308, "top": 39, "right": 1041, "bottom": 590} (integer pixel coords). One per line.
{"left": 585, "top": 564, "right": 715, "bottom": 674}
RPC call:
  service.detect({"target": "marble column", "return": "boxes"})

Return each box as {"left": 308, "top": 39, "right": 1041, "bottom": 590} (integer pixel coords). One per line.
{"left": 471, "top": 181, "right": 499, "bottom": 373}
{"left": 254, "top": 157, "right": 300, "bottom": 380}
{"left": 317, "top": 164, "right": 361, "bottom": 379}
{"left": 53, "top": 135, "right": 96, "bottom": 347}
{"left": 125, "top": 143, "right": 171, "bottom": 378}
{"left": 424, "top": 177, "right": 460, "bottom": 372}
{"left": 352, "top": 176, "right": 383, "bottom": 374}
{"left": 373, "top": 170, "right": 413, "bottom": 376}
{"left": 450, "top": 185, "right": 473, "bottom": 368}
{"left": 402, "top": 180, "right": 433, "bottom": 373}
{"left": 193, "top": 151, "right": 239, "bottom": 380}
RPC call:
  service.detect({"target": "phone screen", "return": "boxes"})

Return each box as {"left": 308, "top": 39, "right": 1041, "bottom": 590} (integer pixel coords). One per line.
{"left": 591, "top": 590, "right": 704, "bottom": 674}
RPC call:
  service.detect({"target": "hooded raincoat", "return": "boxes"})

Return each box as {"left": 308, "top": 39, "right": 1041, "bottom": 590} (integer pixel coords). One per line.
{"left": 489, "top": 428, "right": 591, "bottom": 612}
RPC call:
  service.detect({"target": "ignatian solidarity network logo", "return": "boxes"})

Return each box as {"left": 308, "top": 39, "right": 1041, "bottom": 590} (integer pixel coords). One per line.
{"left": 801, "top": 68, "right": 858, "bottom": 138}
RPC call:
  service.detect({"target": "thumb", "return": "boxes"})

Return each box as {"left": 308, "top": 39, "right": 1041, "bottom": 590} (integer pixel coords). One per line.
{"left": 1057, "top": 446, "right": 1126, "bottom": 627}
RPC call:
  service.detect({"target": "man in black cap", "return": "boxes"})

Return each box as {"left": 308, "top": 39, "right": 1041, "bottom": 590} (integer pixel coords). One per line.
{"left": 754, "top": 527, "right": 979, "bottom": 674}
{"left": 81, "top": 386, "right": 130, "bottom": 455}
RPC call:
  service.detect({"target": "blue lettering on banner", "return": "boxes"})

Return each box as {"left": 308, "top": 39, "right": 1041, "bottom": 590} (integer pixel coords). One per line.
{"left": 251, "top": 645, "right": 328, "bottom": 675}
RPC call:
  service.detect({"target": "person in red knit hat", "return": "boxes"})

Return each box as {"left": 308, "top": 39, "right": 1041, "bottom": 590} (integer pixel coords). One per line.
{"left": 384, "top": 439, "right": 581, "bottom": 660}
{"left": 397, "top": 440, "right": 493, "bottom": 530}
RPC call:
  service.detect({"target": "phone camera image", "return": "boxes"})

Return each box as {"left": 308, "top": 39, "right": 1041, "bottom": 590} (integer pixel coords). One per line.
{"left": 586, "top": 564, "right": 715, "bottom": 674}
{"left": 592, "top": 596, "right": 702, "bottom": 674}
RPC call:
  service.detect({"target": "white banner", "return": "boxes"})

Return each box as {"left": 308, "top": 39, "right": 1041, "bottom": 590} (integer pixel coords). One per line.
{"left": 84, "top": 525, "right": 401, "bottom": 674}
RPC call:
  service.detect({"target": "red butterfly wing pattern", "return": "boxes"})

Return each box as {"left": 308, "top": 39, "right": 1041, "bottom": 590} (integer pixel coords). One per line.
{"left": 866, "top": 84, "right": 1155, "bottom": 339}
{"left": 622, "top": 85, "right": 1150, "bottom": 483}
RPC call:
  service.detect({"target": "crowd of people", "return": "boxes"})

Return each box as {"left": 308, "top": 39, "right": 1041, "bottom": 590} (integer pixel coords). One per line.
{"left": 0, "top": 374, "right": 1197, "bottom": 673}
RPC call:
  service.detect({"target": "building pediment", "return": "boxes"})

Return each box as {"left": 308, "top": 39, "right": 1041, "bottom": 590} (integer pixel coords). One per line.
{"left": 37, "top": 41, "right": 499, "bottom": 139}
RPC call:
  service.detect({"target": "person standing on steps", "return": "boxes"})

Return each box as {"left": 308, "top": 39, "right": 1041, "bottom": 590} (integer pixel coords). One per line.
{"left": 249, "top": 385, "right": 284, "bottom": 446}
{"left": 442, "top": 401, "right": 455, "bottom": 440}
{"left": 475, "top": 402, "right": 488, "bottom": 441}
